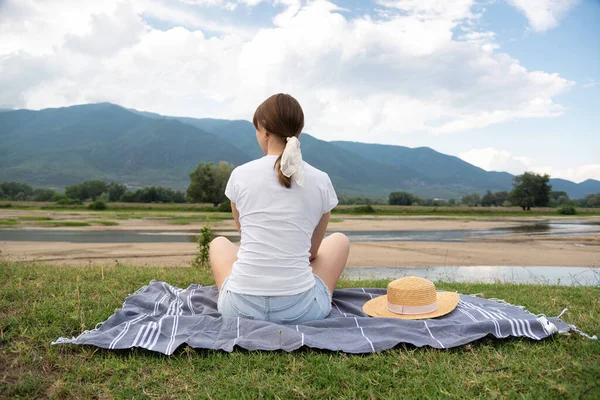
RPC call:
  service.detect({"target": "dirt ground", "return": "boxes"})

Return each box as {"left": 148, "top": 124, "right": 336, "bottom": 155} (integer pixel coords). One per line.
{"left": 2, "top": 211, "right": 599, "bottom": 268}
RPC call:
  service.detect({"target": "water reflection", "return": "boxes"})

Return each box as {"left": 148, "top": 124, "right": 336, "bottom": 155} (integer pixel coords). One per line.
{"left": 0, "top": 221, "right": 597, "bottom": 243}
{"left": 498, "top": 224, "right": 552, "bottom": 233}
{"left": 342, "top": 266, "right": 600, "bottom": 286}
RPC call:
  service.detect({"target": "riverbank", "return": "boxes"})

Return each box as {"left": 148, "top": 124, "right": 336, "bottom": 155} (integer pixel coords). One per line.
{"left": 1, "top": 211, "right": 599, "bottom": 268}
{"left": 2, "top": 209, "right": 600, "bottom": 232}
{"left": 1, "top": 262, "right": 598, "bottom": 398}
{"left": 2, "top": 234, "right": 598, "bottom": 267}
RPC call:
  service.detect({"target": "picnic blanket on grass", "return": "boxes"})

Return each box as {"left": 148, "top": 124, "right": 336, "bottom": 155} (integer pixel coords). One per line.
{"left": 53, "top": 280, "right": 579, "bottom": 354}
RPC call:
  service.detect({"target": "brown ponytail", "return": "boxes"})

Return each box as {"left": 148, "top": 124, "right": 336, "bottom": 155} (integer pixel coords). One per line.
{"left": 274, "top": 155, "right": 292, "bottom": 188}
{"left": 253, "top": 93, "right": 304, "bottom": 188}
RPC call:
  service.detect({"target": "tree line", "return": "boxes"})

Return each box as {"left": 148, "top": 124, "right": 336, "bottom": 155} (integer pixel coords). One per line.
{"left": 388, "top": 172, "right": 600, "bottom": 209}
{"left": 0, "top": 161, "right": 235, "bottom": 206}
{"left": 2, "top": 169, "right": 600, "bottom": 209}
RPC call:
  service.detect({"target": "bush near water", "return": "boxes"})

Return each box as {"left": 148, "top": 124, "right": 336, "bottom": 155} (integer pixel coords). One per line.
{"left": 558, "top": 205, "right": 577, "bottom": 215}
{"left": 88, "top": 200, "right": 107, "bottom": 210}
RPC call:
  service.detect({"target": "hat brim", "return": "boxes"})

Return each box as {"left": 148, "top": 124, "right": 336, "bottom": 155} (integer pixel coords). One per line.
{"left": 362, "top": 291, "right": 460, "bottom": 320}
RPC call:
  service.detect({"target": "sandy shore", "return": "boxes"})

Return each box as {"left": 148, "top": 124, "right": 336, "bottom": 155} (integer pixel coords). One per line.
{"left": 2, "top": 234, "right": 598, "bottom": 268}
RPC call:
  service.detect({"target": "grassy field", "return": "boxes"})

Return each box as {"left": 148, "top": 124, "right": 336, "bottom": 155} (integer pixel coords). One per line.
{"left": 333, "top": 204, "right": 600, "bottom": 217}
{"left": 2, "top": 200, "right": 600, "bottom": 217}
{"left": 1, "top": 262, "right": 598, "bottom": 399}
{"left": 35, "top": 221, "right": 92, "bottom": 227}
{"left": 89, "top": 220, "right": 120, "bottom": 226}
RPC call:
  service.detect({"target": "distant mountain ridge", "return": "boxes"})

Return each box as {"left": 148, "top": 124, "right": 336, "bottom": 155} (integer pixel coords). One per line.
{"left": 1, "top": 103, "right": 598, "bottom": 198}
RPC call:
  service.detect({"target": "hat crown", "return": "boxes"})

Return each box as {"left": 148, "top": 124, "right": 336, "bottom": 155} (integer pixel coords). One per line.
{"left": 387, "top": 277, "right": 437, "bottom": 307}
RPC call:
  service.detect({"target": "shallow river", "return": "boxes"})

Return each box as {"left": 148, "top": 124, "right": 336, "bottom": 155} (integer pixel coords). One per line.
{"left": 343, "top": 266, "right": 599, "bottom": 286}
{"left": 0, "top": 221, "right": 598, "bottom": 243}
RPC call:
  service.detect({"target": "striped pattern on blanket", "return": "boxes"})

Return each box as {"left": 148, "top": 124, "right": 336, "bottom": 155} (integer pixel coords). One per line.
{"left": 53, "top": 280, "right": 572, "bottom": 354}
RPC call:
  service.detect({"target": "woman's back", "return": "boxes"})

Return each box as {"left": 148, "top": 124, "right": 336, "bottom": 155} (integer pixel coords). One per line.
{"left": 211, "top": 92, "right": 348, "bottom": 324}
{"left": 224, "top": 154, "right": 338, "bottom": 296}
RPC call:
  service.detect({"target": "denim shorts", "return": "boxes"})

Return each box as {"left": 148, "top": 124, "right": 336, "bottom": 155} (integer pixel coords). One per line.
{"left": 217, "top": 275, "right": 332, "bottom": 324}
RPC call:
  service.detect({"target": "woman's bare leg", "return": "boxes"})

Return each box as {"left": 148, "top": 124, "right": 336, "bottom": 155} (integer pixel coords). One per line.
{"left": 310, "top": 232, "right": 350, "bottom": 294}
{"left": 209, "top": 236, "right": 238, "bottom": 291}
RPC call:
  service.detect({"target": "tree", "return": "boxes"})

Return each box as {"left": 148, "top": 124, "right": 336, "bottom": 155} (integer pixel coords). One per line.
{"left": 389, "top": 191, "right": 421, "bottom": 206}
{"left": 549, "top": 191, "right": 570, "bottom": 207}
{"left": 172, "top": 190, "right": 186, "bottom": 203}
{"left": 481, "top": 190, "right": 495, "bottom": 207}
{"left": 65, "top": 184, "right": 85, "bottom": 200}
{"left": 107, "top": 182, "right": 127, "bottom": 202}
{"left": 0, "top": 181, "right": 33, "bottom": 199}
{"left": 461, "top": 192, "right": 481, "bottom": 206}
{"left": 583, "top": 193, "right": 600, "bottom": 208}
{"left": 509, "top": 172, "right": 552, "bottom": 211}
{"left": 187, "top": 162, "right": 235, "bottom": 206}
{"left": 550, "top": 191, "right": 568, "bottom": 201}
{"left": 32, "top": 188, "right": 56, "bottom": 202}
{"left": 120, "top": 191, "right": 137, "bottom": 202}
{"left": 555, "top": 195, "right": 570, "bottom": 206}
{"left": 81, "top": 180, "right": 107, "bottom": 201}
{"left": 494, "top": 191, "right": 509, "bottom": 206}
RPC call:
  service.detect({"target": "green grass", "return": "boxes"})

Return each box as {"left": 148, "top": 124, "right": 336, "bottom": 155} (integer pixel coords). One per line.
{"left": 17, "top": 216, "right": 53, "bottom": 221}
{"left": 333, "top": 205, "right": 600, "bottom": 217}
{"left": 169, "top": 216, "right": 226, "bottom": 225}
{"left": 1, "top": 262, "right": 598, "bottom": 399}
{"left": 0, "top": 219, "right": 19, "bottom": 226}
{"left": 90, "top": 220, "right": 119, "bottom": 226}
{"left": 35, "top": 221, "right": 91, "bottom": 227}
{"left": 329, "top": 218, "right": 343, "bottom": 223}
{"left": 5, "top": 200, "right": 600, "bottom": 217}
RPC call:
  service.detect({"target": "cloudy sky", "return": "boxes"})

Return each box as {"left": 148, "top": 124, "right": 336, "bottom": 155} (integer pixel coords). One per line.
{"left": 1, "top": 0, "right": 598, "bottom": 182}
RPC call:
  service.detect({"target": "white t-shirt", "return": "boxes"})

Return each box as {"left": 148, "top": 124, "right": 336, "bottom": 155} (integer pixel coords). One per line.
{"left": 224, "top": 154, "right": 338, "bottom": 296}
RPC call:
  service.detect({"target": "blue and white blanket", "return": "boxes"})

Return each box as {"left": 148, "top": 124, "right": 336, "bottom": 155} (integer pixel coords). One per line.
{"left": 53, "top": 281, "right": 578, "bottom": 355}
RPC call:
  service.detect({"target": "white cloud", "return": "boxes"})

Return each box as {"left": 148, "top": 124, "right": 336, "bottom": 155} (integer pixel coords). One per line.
{"left": 64, "top": 3, "right": 147, "bottom": 56}
{"left": 0, "top": 0, "right": 574, "bottom": 140}
{"left": 459, "top": 147, "right": 533, "bottom": 174}
{"left": 505, "top": 0, "right": 580, "bottom": 32}
{"left": 459, "top": 148, "right": 600, "bottom": 183}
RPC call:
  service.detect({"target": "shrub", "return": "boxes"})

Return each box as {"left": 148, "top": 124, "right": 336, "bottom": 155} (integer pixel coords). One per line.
{"left": 557, "top": 205, "right": 577, "bottom": 215}
{"left": 88, "top": 200, "right": 107, "bottom": 210}
{"left": 353, "top": 205, "right": 375, "bottom": 213}
{"left": 52, "top": 194, "right": 67, "bottom": 202}
{"left": 0, "top": 203, "right": 12, "bottom": 208}
{"left": 192, "top": 226, "right": 213, "bottom": 269}
{"left": 56, "top": 198, "right": 83, "bottom": 206}
{"left": 217, "top": 201, "right": 232, "bottom": 212}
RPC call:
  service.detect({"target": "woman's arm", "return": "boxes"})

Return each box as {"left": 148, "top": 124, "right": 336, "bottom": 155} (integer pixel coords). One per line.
{"left": 309, "top": 212, "right": 330, "bottom": 261}
{"left": 231, "top": 202, "right": 241, "bottom": 234}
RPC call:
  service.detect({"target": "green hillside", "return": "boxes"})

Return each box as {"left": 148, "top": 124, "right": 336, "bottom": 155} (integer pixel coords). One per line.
{"left": 1, "top": 103, "right": 599, "bottom": 198}
{"left": 0, "top": 104, "right": 250, "bottom": 189}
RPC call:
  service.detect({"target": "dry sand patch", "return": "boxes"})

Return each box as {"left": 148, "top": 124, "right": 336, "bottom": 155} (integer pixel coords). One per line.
{"left": 2, "top": 234, "right": 598, "bottom": 268}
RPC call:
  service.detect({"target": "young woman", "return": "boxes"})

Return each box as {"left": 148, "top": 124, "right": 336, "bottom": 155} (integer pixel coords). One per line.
{"left": 209, "top": 93, "right": 350, "bottom": 324}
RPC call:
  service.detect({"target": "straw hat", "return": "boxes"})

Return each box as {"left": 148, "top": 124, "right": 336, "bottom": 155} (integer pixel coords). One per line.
{"left": 363, "top": 276, "right": 459, "bottom": 320}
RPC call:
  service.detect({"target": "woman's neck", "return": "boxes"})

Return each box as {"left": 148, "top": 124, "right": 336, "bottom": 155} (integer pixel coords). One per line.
{"left": 266, "top": 136, "right": 286, "bottom": 156}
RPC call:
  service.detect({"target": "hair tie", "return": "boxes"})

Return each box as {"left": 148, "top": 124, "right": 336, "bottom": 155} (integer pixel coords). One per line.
{"left": 280, "top": 136, "right": 304, "bottom": 187}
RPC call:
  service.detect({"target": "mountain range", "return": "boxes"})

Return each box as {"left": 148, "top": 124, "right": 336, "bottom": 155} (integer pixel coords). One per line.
{"left": 0, "top": 103, "right": 598, "bottom": 199}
